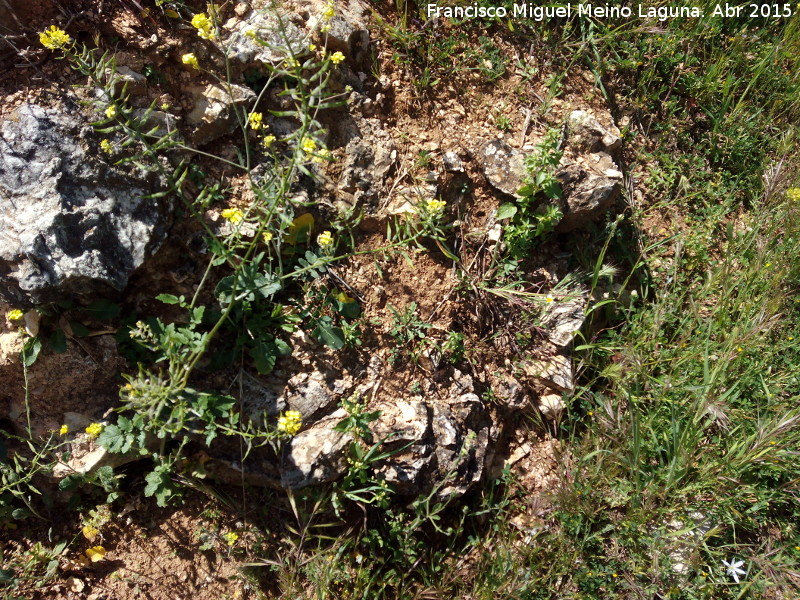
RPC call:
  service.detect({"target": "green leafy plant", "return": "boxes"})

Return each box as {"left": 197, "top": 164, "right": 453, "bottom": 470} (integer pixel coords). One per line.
{"left": 497, "top": 127, "right": 564, "bottom": 257}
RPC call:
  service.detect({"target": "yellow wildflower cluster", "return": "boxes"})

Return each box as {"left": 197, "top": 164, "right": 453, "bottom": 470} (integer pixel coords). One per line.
{"left": 100, "top": 139, "right": 113, "bottom": 155}
{"left": 301, "top": 137, "right": 317, "bottom": 153}
{"left": 248, "top": 112, "right": 263, "bottom": 130}
{"left": 221, "top": 208, "right": 245, "bottom": 224}
{"left": 85, "top": 423, "right": 104, "bottom": 439}
{"left": 6, "top": 309, "right": 24, "bottom": 322}
{"left": 262, "top": 134, "right": 276, "bottom": 149}
{"left": 191, "top": 13, "right": 216, "bottom": 40}
{"left": 182, "top": 53, "right": 199, "bottom": 69}
{"left": 320, "top": 0, "right": 335, "bottom": 31}
{"left": 277, "top": 410, "right": 302, "bottom": 435}
{"left": 284, "top": 57, "right": 301, "bottom": 70}
{"left": 787, "top": 187, "right": 800, "bottom": 202}
{"left": 313, "top": 148, "right": 331, "bottom": 163}
{"left": 262, "top": 231, "right": 273, "bottom": 243}
{"left": 82, "top": 524, "right": 99, "bottom": 540}
{"left": 105, "top": 105, "right": 117, "bottom": 119}
{"left": 59, "top": 424, "right": 69, "bottom": 435}
{"left": 421, "top": 198, "right": 447, "bottom": 216}
{"left": 317, "top": 230, "right": 334, "bottom": 248}
{"left": 330, "top": 51, "right": 345, "bottom": 65}
{"left": 40, "top": 26, "right": 72, "bottom": 50}
{"left": 223, "top": 531, "right": 239, "bottom": 546}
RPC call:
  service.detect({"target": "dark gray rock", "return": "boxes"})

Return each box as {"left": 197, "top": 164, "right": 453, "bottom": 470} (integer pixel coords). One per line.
{"left": 0, "top": 104, "right": 169, "bottom": 306}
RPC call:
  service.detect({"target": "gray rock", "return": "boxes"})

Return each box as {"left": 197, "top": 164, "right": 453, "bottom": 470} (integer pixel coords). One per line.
{"left": 482, "top": 140, "right": 526, "bottom": 197}
{"left": 337, "top": 135, "right": 397, "bottom": 230}
{"left": 541, "top": 296, "right": 587, "bottom": 347}
{"left": 0, "top": 104, "right": 168, "bottom": 306}
{"left": 131, "top": 109, "right": 181, "bottom": 139}
{"left": 537, "top": 392, "right": 565, "bottom": 419}
{"left": 567, "top": 110, "right": 622, "bottom": 153}
{"left": 492, "top": 376, "right": 530, "bottom": 410}
{"left": 555, "top": 160, "right": 621, "bottom": 232}
{"left": 523, "top": 353, "right": 574, "bottom": 394}
{"left": 305, "top": 0, "right": 371, "bottom": 59}
{"left": 369, "top": 369, "right": 493, "bottom": 497}
{"left": 109, "top": 66, "right": 148, "bottom": 98}
{"left": 283, "top": 369, "right": 352, "bottom": 420}
{"left": 224, "top": 8, "right": 307, "bottom": 67}
{"left": 186, "top": 83, "right": 256, "bottom": 145}
{"left": 443, "top": 151, "right": 464, "bottom": 173}
{"left": 280, "top": 408, "right": 353, "bottom": 488}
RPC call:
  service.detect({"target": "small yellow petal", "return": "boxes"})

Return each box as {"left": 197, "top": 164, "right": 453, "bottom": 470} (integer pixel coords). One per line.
{"left": 85, "top": 546, "right": 106, "bottom": 562}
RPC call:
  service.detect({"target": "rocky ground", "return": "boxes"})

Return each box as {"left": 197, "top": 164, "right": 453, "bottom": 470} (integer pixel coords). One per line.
{"left": 0, "top": 0, "right": 637, "bottom": 597}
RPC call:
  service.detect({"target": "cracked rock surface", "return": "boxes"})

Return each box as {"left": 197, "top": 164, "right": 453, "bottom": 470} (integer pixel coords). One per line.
{"left": 0, "top": 104, "right": 168, "bottom": 306}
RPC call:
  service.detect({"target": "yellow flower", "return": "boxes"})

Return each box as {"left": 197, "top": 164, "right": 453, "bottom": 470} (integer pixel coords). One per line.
{"left": 7, "top": 309, "right": 24, "bottom": 322}
{"left": 85, "top": 423, "right": 104, "bottom": 439}
{"left": 317, "top": 230, "right": 334, "bottom": 248}
{"left": 223, "top": 531, "right": 239, "bottom": 546}
{"left": 262, "top": 134, "right": 277, "bottom": 148}
{"left": 59, "top": 424, "right": 69, "bottom": 435}
{"left": 82, "top": 524, "right": 99, "bottom": 541}
{"left": 284, "top": 57, "right": 301, "bottom": 69}
{"left": 221, "top": 208, "right": 244, "bottom": 224}
{"left": 308, "top": 43, "right": 317, "bottom": 51}
{"left": 322, "top": 2, "right": 335, "bottom": 20}
{"left": 312, "top": 148, "right": 331, "bottom": 163}
{"left": 787, "top": 187, "right": 800, "bottom": 203}
{"left": 330, "top": 51, "right": 345, "bottom": 65}
{"left": 421, "top": 198, "right": 446, "bottom": 217}
{"left": 100, "top": 139, "right": 113, "bottom": 155}
{"left": 262, "top": 231, "right": 273, "bottom": 243}
{"left": 161, "top": 103, "right": 171, "bottom": 111}
{"left": 248, "top": 112, "right": 263, "bottom": 130}
{"left": 105, "top": 105, "right": 117, "bottom": 119}
{"left": 40, "top": 25, "right": 72, "bottom": 50}
{"left": 191, "top": 13, "right": 216, "bottom": 40}
{"left": 85, "top": 546, "right": 106, "bottom": 562}
{"left": 181, "top": 53, "right": 199, "bottom": 69}
{"left": 277, "top": 410, "right": 302, "bottom": 436}
{"left": 301, "top": 137, "right": 317, "bottom": 154}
